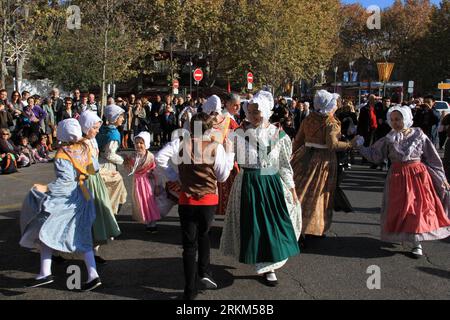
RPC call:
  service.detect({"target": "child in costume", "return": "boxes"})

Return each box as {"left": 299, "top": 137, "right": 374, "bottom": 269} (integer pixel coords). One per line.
{"left": 80, "top": 111, "right": 121, "bottom": 264}
{"left": 20, "top": 118, "right": 102, "bottom": 291}
{"left": 125, "top": 131, "right": 161, "bottom": 233}
{"left": 96, "top": 104, "right": 128, "bottom": 215}
{"left": 355, "top": 105, "right": 450, "bottom": 257}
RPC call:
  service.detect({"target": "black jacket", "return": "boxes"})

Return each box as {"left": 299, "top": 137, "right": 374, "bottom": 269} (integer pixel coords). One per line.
{"left": 0, "top": 110, "right": 14, "bottom": 129}
{"left": 413, "top": 107, "right": 440, "bottom": 138}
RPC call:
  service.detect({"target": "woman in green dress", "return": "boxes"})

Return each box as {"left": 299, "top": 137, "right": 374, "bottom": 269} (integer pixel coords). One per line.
{"left": 220, "top": 90, "right": 302, "bottom": 286}
{"left": 80, "top": 111, "right": 121, "bottom": 263}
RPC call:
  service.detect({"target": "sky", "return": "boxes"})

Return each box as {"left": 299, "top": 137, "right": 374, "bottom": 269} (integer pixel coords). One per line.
{"left": 341, "top": 0, "right": 442, "bottom": 8}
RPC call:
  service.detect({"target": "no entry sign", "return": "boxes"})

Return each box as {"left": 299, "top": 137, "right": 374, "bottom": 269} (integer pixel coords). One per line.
{"left": 193, "top": 68, "right": 203, "bottom": 82}
{"left": 247, "top": 72, "right": 254, "bottom": 83}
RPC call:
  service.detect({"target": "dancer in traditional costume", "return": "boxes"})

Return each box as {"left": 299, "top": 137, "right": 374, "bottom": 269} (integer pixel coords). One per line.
{"left": 220, "top": 90, "right": 301, "bottom": 287}
{"left": 202, "top": 94, "right": 240, "bottom": 215}
{"left": 96, "top": 105, "right": 128, "bottom": 215}
{"left": 125, "top": 131, "right": 161, "bottom": 233}
{"left": 20, "top": 119, "right": 102, "bottom": 291}
{"left": 156, "top": 112, "right": 235, "bottom": 300}
{"left": 79, "top": 111, "right": 121, "bottom": 264}
{"left": 354, "top": 105, "right": 450, "bottom": 258}
{"left": 291, "top": 90, "right": 353, "bottom": 244}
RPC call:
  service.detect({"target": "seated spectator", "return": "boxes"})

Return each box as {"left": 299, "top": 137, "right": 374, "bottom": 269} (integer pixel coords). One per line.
{"left": 0, "top": 101, "right": 14, "bottom": 130}
{"left": 17, "top": 136, "right": 37, "bottom": 165}
{"left": 34, "top": 134, "right": 52, "bottom": 162}
{"left": 0, "top": 128, "right": 30, "bottom": 170}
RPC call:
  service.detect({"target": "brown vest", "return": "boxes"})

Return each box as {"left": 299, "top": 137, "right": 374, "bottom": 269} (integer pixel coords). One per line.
{"left": 178, "top": 139, "right": 218, "bottom": 199}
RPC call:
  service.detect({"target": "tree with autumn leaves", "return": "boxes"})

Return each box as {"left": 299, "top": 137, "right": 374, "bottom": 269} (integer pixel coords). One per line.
{"left": 335, "top": 0, "right": 449, "bottom": 94}
{"left": 1, "top": 0, "right": 448, "bottom": 97}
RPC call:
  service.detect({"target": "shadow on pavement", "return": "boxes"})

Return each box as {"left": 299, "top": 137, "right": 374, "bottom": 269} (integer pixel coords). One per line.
{"left": 0, "top": 212, "right": 236, "bottom": 300}
{"left": 0, "top": 256, "right": 236, "bottom": 300}
{"left": 416, "top": 267, "right": 450, "bottom": 280}
{"left": 114, "top": 215, "right": 224, "bottom": 250}
{"left": 300, "top": 236, "right": 398, "bottom": 259}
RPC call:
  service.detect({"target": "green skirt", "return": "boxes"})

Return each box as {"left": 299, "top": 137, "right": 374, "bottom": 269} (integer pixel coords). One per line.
{"left": 87, "top": 172, "right": 121, "bottom": 244}
{"left": 240, "top": 168, "right": 300, "bottom": 264}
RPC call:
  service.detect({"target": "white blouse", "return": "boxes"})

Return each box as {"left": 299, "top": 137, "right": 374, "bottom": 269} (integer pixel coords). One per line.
{"left": 234, "top": 124, "right": 295, "bottom": 189}
{"left": 155, "top": 138, "right": 235, "bottom": 183}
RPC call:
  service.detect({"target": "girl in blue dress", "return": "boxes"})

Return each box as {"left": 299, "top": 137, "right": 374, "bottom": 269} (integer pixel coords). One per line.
{"left": 20, "top": 119, "right": 102, "bottom": 291}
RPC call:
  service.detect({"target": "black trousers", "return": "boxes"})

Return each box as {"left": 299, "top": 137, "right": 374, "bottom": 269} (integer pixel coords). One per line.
{"left": 178, "top": 205, "right": 216, "bottom": 296}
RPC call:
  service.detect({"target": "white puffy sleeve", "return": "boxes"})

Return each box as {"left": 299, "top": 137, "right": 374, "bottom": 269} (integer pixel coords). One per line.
{"left": 155, "top": 139, "right": 180, "bottom": 182}
{"left": 214, "top": 144, "right": 235, "bottom": 183}
{"left": 103, "top": 141, "right": 124, "bottom": 165}
{"left": 278, "top": 134, "right": 295, "bottom": 189}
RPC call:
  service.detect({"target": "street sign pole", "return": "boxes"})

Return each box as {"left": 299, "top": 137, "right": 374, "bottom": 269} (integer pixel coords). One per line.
{"left": 193, "top": 69, "right": 204, "bottom": 99}
{"left": 196, "top": 81, "right": 199, "bottom": 100}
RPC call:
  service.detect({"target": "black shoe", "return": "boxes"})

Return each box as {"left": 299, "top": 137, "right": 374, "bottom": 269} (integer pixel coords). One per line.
{"left": 95, "top": 255, "right": 107, "bottom": 265}
{"left": 25, "top": 275, "right": 54, "bottom": 288}
{"left": 81, "top": 277, "right": 102, "bottom": 292}
{"left": 52, "top": 255, "right": 67, "bottom": 264}
{"left": 263, "top": 273, "right": 278, "bottom": 287}
{"left": 146, "top": 225, "right": 158, "bottom": 234}
{"left": 182, "top": 292, "right": 198, "bottom": 300}
{"left": 200, "top": 275, "right": 218, "bottom": 289}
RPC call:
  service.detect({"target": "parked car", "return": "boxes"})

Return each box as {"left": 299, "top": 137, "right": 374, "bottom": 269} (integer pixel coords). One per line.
{"left": 434, "top": 101, "right": 450, "bottom": 115}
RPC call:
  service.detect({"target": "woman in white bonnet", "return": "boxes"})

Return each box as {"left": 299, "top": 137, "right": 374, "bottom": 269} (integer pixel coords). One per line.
{"left": 291, "top": 90, "right": 354, "bottom": 245}
{"left": 220, "top": 90, "right": 301, "bottom": 287}
{"left": 354, "top": 105, "right": 450, "bottom": 258}
{"left": 80, "top": 111, "right": 121, "bottom": 264}
{"left": 19, "top": 119, "right": 102, "bottom": 291}
{"left": 96, "top": 104, "right": 128, "bottom": 215}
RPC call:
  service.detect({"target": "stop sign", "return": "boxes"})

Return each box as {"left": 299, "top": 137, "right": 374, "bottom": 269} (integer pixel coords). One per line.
{"left": 172, "top": 79, "right": 179, "bottom": 89}
{"left": 247, "top": 72, "right": 254, "bottom": 83}
{"left": 193, "top": 68, "right": 203, "bottom": 82}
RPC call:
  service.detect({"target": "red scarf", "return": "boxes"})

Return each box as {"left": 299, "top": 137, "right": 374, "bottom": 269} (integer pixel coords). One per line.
{"left": 369, "top": 105, "right": 378, "bottom": 130}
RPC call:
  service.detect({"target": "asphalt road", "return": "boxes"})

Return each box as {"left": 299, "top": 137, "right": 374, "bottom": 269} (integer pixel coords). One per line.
{"left": 0, "top": 153, "right": 449, "bottom": 300}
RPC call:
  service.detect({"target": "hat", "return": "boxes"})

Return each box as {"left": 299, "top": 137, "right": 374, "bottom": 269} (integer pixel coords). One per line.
{"left": 134, "top": 131, "right": 151, "bottom": 149}
{"left": 79, "top": 111, "right": 102, "bottom": 135}
{"left": 105, "top": 104, "right": 125, "bottom": 124}
{"left": 57, "top": 118, "right": 83, "bottom": 143}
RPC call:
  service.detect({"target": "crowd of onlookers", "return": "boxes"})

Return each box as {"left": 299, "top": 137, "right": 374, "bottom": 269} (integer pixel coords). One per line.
{"left": 0, "top": 85, "right": 445, "bottom": 175}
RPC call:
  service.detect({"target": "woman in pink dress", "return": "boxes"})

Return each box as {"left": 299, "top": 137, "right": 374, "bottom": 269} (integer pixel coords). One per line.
{"left": 125, "top": 132, "right": 161, "bottom": 233}
{"left": 354, "top": 105, "right": 450, "bottom": 258}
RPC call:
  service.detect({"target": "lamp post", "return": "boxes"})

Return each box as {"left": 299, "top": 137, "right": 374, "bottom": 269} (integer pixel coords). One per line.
{"left": 367, "top": 60, "right": 373, "bottom": 96}
{"left": 169, "top": 34, "right": 177, "bottom": 83}
{"left": 187, "top": 40, "right": 201, "bottom": 96}
{"left": 184, "top": 40, "right": 192, "bottom": 96}
{"left": 334, "top": 66, "right": 338, "bottom": 93}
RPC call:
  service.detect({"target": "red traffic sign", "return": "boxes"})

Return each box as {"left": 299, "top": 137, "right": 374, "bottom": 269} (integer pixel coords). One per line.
{"left": 193, "top": 68, "right": 203, "bottom": 82}
{"left": 172, "top": 79, "right": 179, "bottom": 89}
{"left": 247, "top": 72, "right": 254, "bottom": 83}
